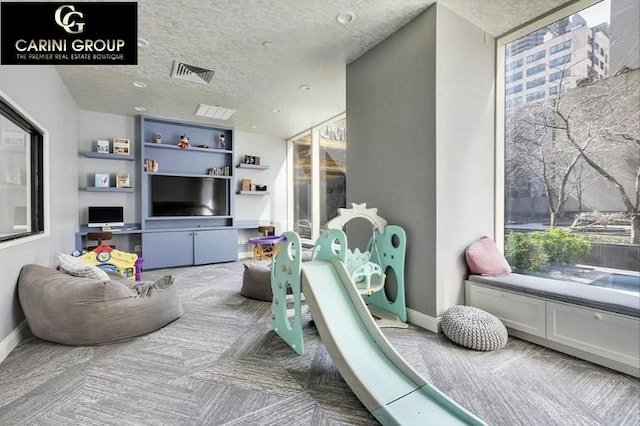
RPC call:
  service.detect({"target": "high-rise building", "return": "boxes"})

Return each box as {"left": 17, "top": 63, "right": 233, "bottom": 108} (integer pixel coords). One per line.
{"left": 504, "top": 13, "right": 610, "bottom": 108}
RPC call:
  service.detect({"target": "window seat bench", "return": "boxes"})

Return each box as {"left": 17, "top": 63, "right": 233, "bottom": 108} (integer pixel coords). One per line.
{"left": 465, "top": 274, "right": 640, "bottom": 377}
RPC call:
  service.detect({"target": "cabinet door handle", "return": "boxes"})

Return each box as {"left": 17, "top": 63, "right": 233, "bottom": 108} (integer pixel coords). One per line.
{"left": 593, "top": 313, "right": 602, "bottom": 320}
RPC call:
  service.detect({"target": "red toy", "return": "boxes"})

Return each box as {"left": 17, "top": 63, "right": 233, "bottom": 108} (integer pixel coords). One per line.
{"left": 178, "top": 134, "right": 190, "bottom": 149}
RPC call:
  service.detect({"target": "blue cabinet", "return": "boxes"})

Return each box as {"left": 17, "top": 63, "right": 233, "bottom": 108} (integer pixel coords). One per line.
{"left": 194, "top": 229, "right": 238, "bottom": 264}
{"left": 142, "top": 231, "right": 194, "bottom": 269}
{"left": 143, "top": 229, "right": 238, "bottom": 269}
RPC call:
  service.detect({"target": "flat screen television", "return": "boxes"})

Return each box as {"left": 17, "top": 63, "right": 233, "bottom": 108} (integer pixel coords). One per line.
{"left": 88, "top": 206, "right": 124, "bottom": 229}
{"left": 151, "top": 175, "right": 229, "bottom": 217}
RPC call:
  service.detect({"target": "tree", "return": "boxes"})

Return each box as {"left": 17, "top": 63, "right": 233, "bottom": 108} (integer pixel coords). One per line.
{"left": 507, "top": 71, "right": 639, "bottom": 242}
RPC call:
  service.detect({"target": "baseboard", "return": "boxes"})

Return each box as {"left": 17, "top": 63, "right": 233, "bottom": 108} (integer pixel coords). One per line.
{"left": 0, "top": 320, "right": 30, "bottom": 364}
{"left": 407, "top": 308, "right": 441, "bottom": 333}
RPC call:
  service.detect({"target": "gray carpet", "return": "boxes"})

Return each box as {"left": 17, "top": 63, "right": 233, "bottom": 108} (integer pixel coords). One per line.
{"left": 1, "top": 261, "right": 639, "bottom": 425}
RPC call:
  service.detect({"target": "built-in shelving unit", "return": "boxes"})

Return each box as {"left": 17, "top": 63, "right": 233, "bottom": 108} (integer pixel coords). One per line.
{"left": 140, "top": 115, "right": 237, "bottom": 269}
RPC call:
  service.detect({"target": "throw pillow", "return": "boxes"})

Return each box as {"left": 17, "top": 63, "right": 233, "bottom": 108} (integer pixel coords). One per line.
{"left": 57, "top": 253, "right": 110, "bottom": 281}
{"left": 465, "top": 236, "right": 512, "bottom": 276}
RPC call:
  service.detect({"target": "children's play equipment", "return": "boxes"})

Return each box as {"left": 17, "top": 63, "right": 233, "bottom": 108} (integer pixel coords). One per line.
{"left": 324, "top": 203, "right": 407, "bottom": 326}
{"left": 270, "top": 204, "right": 485, "bottom": 425}
{"left": 79, "top": 244, "right": 143, "bottom": 280}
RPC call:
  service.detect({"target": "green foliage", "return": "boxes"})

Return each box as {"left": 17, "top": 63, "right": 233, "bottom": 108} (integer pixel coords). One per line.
{"left": 505, "top": 229, "right": 590, "bottom": 272}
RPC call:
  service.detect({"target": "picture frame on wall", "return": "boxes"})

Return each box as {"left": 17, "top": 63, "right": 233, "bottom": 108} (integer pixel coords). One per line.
{"left": 115, "top": 173, "right": 131, "bottom": 188}
{"left": 94, "top": 173, "right": 110, "bottom": 188}
{"left": 96, "top": 139, "right": 110, "bottom": 153}
{"left": 112, "top": 137, "right": 131, "bottom": 155}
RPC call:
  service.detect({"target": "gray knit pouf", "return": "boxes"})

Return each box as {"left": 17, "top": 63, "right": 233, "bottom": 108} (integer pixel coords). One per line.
{"left": 441, "top": 305, "right": 508, "bottom": 351}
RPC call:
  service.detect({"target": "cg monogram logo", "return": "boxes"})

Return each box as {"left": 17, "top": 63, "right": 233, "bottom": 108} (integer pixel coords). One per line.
{"left": 54, "top": 5, "right": 85, "bottom": 34}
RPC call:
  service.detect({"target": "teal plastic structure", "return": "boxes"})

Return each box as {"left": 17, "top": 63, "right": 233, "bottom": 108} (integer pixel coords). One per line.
{"left": 270, "top": 231, "right": 304, "bottom": 354}
{"left": 270, "top": 227, "right": 485, "bottom": 425}
{"left": 325, "top": 203, "right": 407, "bottom": 322}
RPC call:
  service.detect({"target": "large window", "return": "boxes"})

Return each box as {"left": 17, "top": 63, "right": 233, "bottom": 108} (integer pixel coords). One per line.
{"left": 498, "top": 0, "right": 640, "bottom": 290}
{"left": 0, "top": 91, "right": 46, "bottom": 245}
{"left": 289, "top": 114, "right": 346, "bottom": 240}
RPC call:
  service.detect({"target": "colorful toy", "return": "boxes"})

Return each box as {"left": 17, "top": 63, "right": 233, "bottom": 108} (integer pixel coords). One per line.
{"left": 178, "top": 134, "right": 190, "bottom": 149}
{"left": 80, "top": 244, "right": 140, "bottom": 280}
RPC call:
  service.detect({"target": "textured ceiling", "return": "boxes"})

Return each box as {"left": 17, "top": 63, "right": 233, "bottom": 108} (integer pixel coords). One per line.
{"left": 54, "top": 0, "right": 572, "bottom": 139}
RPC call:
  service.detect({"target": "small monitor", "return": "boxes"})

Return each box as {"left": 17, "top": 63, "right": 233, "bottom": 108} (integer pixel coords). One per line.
{"left": 88, "top": 206, "right": 124, "bottom": 230}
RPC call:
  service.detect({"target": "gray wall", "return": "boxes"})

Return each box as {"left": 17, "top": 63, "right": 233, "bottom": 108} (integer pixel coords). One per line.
{"left": 0, "top": 66, "right": 79, "bottom": 343}
{"left": 346, "top": 4, "right": 495, "bottom": 318}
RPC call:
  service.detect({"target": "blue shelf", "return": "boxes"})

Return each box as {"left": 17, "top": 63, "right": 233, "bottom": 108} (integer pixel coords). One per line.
{"left": 84, "top": 152, "right": 134, "bottom": 161}
{"left": 237, "top": 163, "right": 269, "bottom": 170}
{"left": 146, "top": 172, "right": 232, "bottom": 179}
{"left": 144, "top": 143, "right": 231, "bottom": 154}
{"left": 84, "top": 187, "right": 135, "bottom": 193}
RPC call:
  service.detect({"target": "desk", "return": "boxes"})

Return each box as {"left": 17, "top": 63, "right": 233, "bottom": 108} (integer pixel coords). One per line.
{"left": 75, "top": 224, "right": 143, "bottom": 252}
{"left": 248, "top": 235, "right": 284, "bottom": 260}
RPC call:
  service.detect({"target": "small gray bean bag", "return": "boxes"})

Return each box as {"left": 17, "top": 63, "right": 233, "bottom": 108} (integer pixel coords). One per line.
{"left": 18, "top": 264, "right": 183, "bottom": 345}
{"left": 241, "top": 262, "right": 273, "bottom": 301}
{"left": 441, "top": 305, "right": 508, "bottom": 351}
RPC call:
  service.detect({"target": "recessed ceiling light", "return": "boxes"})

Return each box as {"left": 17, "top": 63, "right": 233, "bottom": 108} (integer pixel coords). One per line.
{"left": 132, "top": 81, "right": 147, "bottom": 88}
{"left": 134, "top": 106, "right": 146, "bottom": 112}
{"left": 299, "top": 84, "right": 312, "bottom": 91}
{"left": 262, "top": 41, "right": 273, "bottom": 49}
{"left": 137, "top": 38, "right": 150, "bottom": 48}
{"left": 336, "top": 11, "right": 356, "bottom": 24}
{"left": 271, "top": 107, "right": 282, "bottom": 113}
{"left": 250, "top": 124, "right": 258, "bottom": 129}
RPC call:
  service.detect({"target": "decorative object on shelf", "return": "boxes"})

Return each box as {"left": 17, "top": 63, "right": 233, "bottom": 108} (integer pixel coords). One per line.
{"left": 116, "top": 173, "right": 131, "bottom": 188}
{"left": 241, "top": 178, "right": 252, "bottom": 191}
{"left": 219, "top": 134, "right": 226, "bottom": 149}
{"left": 112, "top": 137, "right": 131, "bottom": 155}
{"left": 96, "top": 139, "right": 110, "bottom": 153}
{"left": 255, "top": 184, "right": 267, "bottom": 191}
{"left": 144, "top": 159, "right": 159, "bottom": 173}
{"left": 207, "top": 166, "right": 230, "bottom": 176}
{"left": 178, "top": 134, "right": 190, "bottom": 149}
{"left": 95, "top": 173, "right": 110, "bottom": 188}
{"left": 243, "top": 155, "right": 261, "bottom": 165}
{"left": 198, "top": 144, "right": 209, "bottom": 148}
{"left": 154, "top": 133, "right": 162, "bottom": 144}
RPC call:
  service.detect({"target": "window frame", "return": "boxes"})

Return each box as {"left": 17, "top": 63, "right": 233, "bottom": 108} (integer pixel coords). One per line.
{"left": 495, "top": 0, "right": 600, "bottom": 249}
{"left": 287, "top": 113, "right": 345, "bottom": 240}
{"left": 0, "top": 89, "right": 49, "bottom": 249}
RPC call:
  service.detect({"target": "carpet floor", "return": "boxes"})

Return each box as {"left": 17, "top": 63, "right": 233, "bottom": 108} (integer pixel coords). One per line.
{"left": 1, "top": 261, "right": 638, "bottom": 425}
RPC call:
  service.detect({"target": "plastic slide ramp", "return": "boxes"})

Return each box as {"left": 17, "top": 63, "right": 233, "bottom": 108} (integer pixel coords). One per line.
{"left": 301, "top": 259, "right": 485, "bottom": 426}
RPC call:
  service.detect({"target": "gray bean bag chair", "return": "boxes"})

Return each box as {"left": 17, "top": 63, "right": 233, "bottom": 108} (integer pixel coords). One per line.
{"left": 18, "top": 264, "right": 183, "bottom": 345}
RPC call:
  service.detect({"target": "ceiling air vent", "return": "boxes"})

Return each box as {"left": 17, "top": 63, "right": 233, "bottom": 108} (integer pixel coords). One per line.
{"left": 170, "top": 61, "right": 215, "bottom": 85}
{"left": 195, "top": 103, "right": 236, "bottom": 120}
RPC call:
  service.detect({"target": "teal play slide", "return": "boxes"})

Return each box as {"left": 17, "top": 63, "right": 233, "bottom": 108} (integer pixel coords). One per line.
{"left": 300, "top": 259, "right": 485, "bottom": 426}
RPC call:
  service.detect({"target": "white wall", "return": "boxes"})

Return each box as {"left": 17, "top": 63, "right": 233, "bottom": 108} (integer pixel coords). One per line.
{"left": 435, "top": 5, "right": 495, "bottom": 315}
{"left": 347, "top": 4, "right": 495, "bottom": 321}
{"left": 235, "top": 131, "right": 287, "bottom": 256}
{"left": 0, "top": 66, "right": 79, "bottom": 349}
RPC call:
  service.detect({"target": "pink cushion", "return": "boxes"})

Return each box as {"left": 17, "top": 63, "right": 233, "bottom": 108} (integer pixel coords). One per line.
{"left": 465, "top": 236, "right": 511, "bottom": 276}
